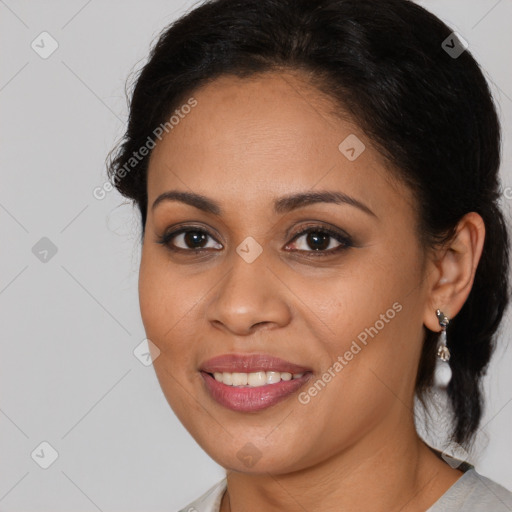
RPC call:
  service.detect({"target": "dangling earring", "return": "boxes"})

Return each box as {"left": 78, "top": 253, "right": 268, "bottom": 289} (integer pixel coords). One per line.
{"left": 434, "top": 309, "right": 452, "bottom": 388}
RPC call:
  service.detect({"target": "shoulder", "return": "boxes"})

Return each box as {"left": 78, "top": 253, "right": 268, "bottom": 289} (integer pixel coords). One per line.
{"left": 176, "top": 478, "right": 227, "bottom": 512}
{"left": 428, "top": 468, "right": 512, "bottom": 511}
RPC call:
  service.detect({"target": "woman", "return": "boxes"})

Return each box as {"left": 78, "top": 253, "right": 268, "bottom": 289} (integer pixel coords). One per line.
{"left": 107, "top": 0, "right": 512, "bottom": 510}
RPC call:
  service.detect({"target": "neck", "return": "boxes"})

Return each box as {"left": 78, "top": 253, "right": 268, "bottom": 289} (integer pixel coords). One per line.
{"left": 220, "top": 414, "right": 463, "bottom": 512}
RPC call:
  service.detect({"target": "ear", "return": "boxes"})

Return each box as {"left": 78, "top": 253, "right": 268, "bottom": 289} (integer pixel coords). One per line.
{"left": 423, "top": 212, "right": 486, "bottom": 332}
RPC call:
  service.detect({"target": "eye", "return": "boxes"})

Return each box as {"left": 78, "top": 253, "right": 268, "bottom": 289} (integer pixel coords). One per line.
{"left": 284, "top": 225, "right": 353, "bottom": 256}
{"left": 156, "top": 227, "right": 222, "bottom": 252}
{"left": 156, "top": 223, "right": 353, "bottom": 257}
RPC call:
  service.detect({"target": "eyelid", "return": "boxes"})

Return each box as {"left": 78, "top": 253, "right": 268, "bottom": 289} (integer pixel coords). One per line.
{"left": 285, "top": 221, "right": 350, "bottom": 238}
{"left": 161, "top": 222, "right": 223, "bottom": 242}
{"left": 286, "top": 222, "right": 351, "bottom": 243}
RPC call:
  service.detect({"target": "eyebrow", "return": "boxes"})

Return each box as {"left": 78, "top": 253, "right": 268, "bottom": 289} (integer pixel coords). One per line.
{"left": 151, "top": 190, "right": 376, "bottom": 217}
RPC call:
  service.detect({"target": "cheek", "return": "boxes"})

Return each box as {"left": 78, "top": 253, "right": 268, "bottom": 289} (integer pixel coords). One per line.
{"left": 138, "top": 247, "right": 187, "bottom": 354}
{"left": 138, "top": 245, "right": 176, "bottom": 325}
{"left": 138, "top": 249, "right": 205, "bottom": 416}
{"left": 310, "top": 250, "right": 422, "bottom": 397}
{"left": 308, "top": 261, "right": 405, "bottom": 353}
{"left": 138, "top": 245, "right": 212, "bottom": 372}
{"left": 138, "top": 252, "right": 167, "bottom": 343}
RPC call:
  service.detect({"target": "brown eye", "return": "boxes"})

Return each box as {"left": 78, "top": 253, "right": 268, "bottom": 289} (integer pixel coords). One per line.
{"left": 180, "top": 230, "right": 208, "bottom": 249}
{"left": 285, "top": 226, "right": 353, "bottom": 256}
{"left": 157, "top": 228, "right": 223, "bottom": 252}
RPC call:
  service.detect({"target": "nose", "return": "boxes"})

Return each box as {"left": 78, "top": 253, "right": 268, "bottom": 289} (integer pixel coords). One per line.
{"left": 206, "top": 252, "right": 292, "bottom": 336}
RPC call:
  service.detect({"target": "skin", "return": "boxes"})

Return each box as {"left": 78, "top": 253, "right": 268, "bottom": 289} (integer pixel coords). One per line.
{"left": 138, "top": 71, "right": 485, "bottom": 512}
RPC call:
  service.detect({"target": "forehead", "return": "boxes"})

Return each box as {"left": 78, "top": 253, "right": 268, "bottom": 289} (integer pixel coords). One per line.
{"left": 146, "top": 71, "right": 411, "bottom": 216}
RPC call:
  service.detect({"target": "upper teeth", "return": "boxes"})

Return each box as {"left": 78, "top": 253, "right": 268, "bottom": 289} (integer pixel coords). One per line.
{"left": 212, "top": 371, "right": 305, "bottom": 387}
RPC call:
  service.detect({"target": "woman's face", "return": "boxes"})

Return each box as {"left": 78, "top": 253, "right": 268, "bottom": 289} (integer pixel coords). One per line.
{"left": 139, "top": 71, "right": 434, "bottom": 473}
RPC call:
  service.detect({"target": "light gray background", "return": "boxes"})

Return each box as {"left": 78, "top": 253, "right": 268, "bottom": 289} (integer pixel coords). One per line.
{"left": 1, "top": 1, "right": 511, "bottom": 510}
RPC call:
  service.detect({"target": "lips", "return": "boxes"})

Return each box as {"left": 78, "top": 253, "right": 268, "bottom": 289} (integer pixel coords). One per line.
{"left": 199, "top": 353, "right": 314, "bottom": 412}
{"left": 200, "top": 353, "right": 312, "bottom": 374}
{"left": 201, "top": 371, "right": 312, "bottom": 412}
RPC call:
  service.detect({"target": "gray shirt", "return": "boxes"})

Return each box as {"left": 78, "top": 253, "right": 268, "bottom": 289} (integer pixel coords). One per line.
{"left": 427, "top": 467, "right": 512, "bottom": 511}
{"left": 178, "top": 468, "right": 512, "bottom": 511}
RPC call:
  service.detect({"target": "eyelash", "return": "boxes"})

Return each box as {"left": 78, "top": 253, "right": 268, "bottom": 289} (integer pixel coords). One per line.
{"left": 156, "top": 224, "right": 353, "bottom": 257}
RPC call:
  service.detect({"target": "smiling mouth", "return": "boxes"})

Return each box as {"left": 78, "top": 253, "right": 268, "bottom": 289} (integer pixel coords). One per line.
{"left": 204, "top": 370, "right": 309, "bottom": 387}
{"left": 200, "top": 370, "right": 313, "bottom": 412}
